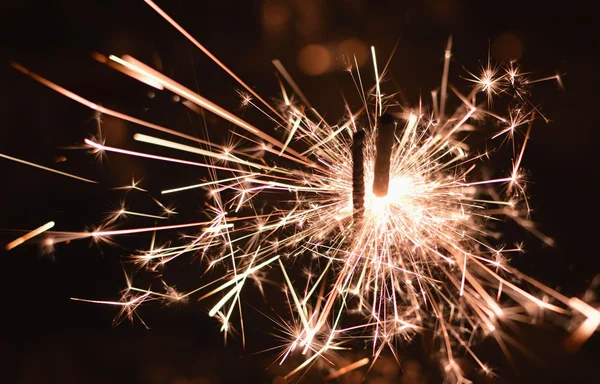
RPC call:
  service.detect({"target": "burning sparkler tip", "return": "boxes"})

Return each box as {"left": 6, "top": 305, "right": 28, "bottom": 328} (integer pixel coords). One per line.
{"left": 372, "top": 113, "right": 395, "bottom": 197}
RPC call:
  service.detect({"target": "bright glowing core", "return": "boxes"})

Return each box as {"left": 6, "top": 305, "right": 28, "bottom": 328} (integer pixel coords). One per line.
{"left": 365, "top": 176, "right": 413, "bottom": 217}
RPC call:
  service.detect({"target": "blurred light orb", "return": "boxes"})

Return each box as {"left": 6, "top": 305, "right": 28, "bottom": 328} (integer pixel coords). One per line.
{"left": 337, "top": 38, "right": 369, "bottom": 67}
{"left": 492, "top": 32, "right": 523, "bottom": 61}
{"left": 297, "top": 44, "right": 331, "bottom": 75}
{"left": 261, "top": 0, "right": 291, "bottom": 36}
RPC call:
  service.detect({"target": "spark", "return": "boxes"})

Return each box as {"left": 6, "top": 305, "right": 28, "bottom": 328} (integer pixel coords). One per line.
{"left": 142, "top": 0, "right": 284, "bottom": 121}
{"left": 84, "top": 138, "right": 248, "bottom": 173}
{"left": 324, "top": 357, "right": 370, "bottom": 381}
{"left": 91, "top": 221, "right": 215, "bottom": 238}
{"left": 0, "top": 153, "right": 96, "bottom": 183}
{"left": 113, "top": 177, "right": 148, "bottom": 192}
{"left": 5, "top": 221, "right": 55, "bottom": 250}
{"left": 440, "top": 36, "right": 453, "bottom": 120}
{"left": 161, "top": 174, "right": 259, "bottom": 195}
{"left": 565, "top": 298, "right": 600, "bottom": 352}
{"left": 371, "top": 46, "right": 383, "bottom": 116}
{"left": 116, "top": 209, "right": 168, "bottom": 221}
{"left": 133, "top": 133, "right": 268, "bottom": 170}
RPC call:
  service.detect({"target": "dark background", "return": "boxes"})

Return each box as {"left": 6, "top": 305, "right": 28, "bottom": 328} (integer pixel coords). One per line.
{"left": 1, "top": 0, "right": 599, "bottom": 383}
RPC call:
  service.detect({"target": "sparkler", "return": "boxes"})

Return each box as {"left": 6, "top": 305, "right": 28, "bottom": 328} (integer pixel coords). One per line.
{"left": 372, "top": 113, "right": 396, "bottom": 197}
{"left": 4, "top": 0, "right": 599, "bottom": 382}
{"left": 351, "top": 129, "right": 366, "bottom": 222}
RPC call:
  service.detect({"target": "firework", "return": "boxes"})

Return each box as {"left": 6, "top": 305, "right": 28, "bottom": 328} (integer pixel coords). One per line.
{"left": 4, "top": 1, "right": 599, "bottom": 382}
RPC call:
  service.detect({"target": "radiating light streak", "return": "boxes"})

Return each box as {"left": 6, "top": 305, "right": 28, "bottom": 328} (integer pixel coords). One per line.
{"left": 301, "top": 107, "right": 365, "bottom": 156}
{"left": 5, "top": 221, "right": 55, "bottom": 250}
{"left": 564, "top": 297, "right": 600, "bottom": 351}
{"left": 371, "top": 46, "right": 382, "bottom": 116}
{"left": 440, "top": 36, "right": 452, "bottom": 120}
{"left": 197, "top": 255, "right": 280, "bottom": 301}
{"left": 324, "top": 357, "right": 370, "bottom": 381}
{"left": 95, "top": 52, "right": 163, "bottom": 90}
{"left": 10, "top": 61, "right": 215, "bottom": 147}
{"left": 0, "top": 153, "right": 96, "bottom": 183}
{"left": 119, "top": 210, "right": 168, "bottom": 220}
{"left": 161, "top": 174, "right": 259, "bottom": 195}
{"left": 133, "top": 133, "right": 266, "bottom": 169}
{"left": 279, "top": 112, "right": 303, "bottom": 156}
{"left": 117, "top": 55, "right": 315, "bottom": 167}
{"left": 202, "top": 223, "right": 234, "bottom": 233}
{"left": 271, "top": 59, "right": 315, "bottom": 112}
{"left": 91, "top": 221, "right": 212, "bottom": 238}
{"left": 84, "top": 139, "right": 249, "bottom": 173}
{"left": 71, "top": 294, "right": 148, "bottom": 306}
{"left": 143, "top": 0, "right": 284, "bottom": 121}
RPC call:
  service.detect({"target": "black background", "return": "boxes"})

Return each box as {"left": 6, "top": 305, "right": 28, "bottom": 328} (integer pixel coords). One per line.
{"left": 1, "top": 1, "right": 599, "bottom": 383}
